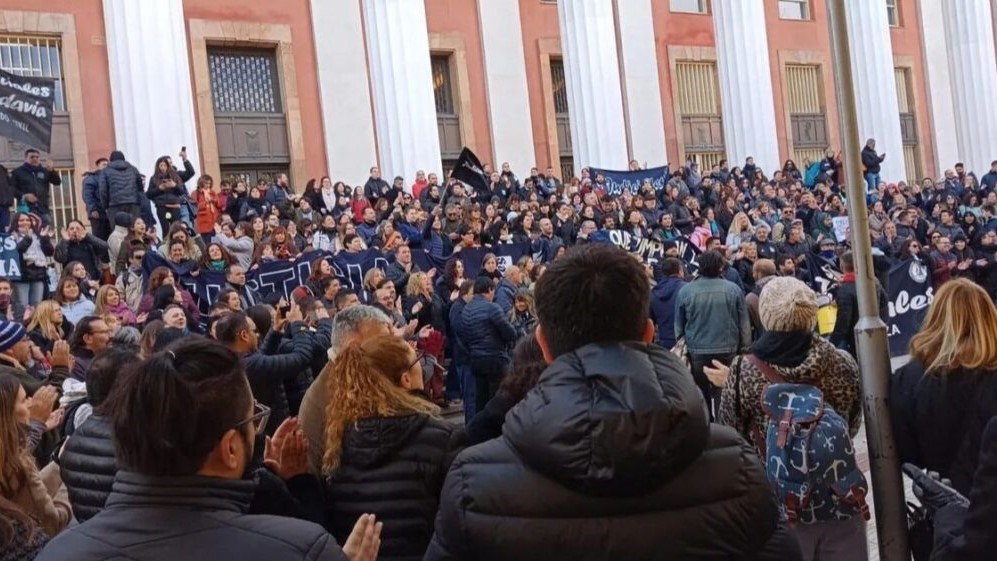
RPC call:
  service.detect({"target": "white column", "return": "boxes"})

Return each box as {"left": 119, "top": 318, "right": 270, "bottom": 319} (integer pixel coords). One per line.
{"left": 477, "top": 0, "right": 536, "bottom": 176}
{"left": 363, "top": 0, "right": 441, "bottom": 181}
{"left": 843, "top": 0, "right": 905, "bottom": 182}
{"left": 712, "top": 0, "right": 780, "bottom": 175}
{"left": 102, "top": 0, "right": 200, "bottom": 189}
{"left": 942, "top": 0, "right": 997, "bottom": 177}
{"left": 310, "top": 0, "right": 378, "bottom": 186}
{"left": 557, "top": 0, "right": 628, "bottom": 171}
{"left": 615, "top": 0, "right": 667, "bottom": 167}
{"left": 918, "top": 0, "right": 960, "bottom": 173}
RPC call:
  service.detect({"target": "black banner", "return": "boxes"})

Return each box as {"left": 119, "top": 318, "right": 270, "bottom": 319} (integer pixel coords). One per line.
{"left": 0, "top": 68, "right": 55, "bottom": 151}
{"left": 887, "top": 258, "right": 934, "bottom": 356}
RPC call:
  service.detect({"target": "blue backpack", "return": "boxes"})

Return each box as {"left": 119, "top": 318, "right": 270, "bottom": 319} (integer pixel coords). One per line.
{"left": 749, "top": 355, "right": 870, "bottom": 525}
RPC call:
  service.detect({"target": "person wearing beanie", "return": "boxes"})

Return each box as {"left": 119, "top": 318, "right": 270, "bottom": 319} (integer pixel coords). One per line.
{"left": 713, "top": 275, "right": 864, "bottom": 559}
{"left": 106, "top": 211, "right": 133, "bottom": 269}
{"left": 98, "top": 149, "right": 145, "bottom": 225}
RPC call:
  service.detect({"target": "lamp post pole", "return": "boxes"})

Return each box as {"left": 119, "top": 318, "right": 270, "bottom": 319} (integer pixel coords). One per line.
{"left": 825, "top": 1, "right": 910, "bottom": 559}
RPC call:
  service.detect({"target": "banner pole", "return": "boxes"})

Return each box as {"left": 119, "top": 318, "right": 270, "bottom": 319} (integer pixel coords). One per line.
{"left": 825, "top": 1, "right": 909, "bottom": 559}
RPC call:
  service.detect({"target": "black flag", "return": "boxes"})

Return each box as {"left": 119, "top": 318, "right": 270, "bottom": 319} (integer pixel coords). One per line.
{"left": 449, "top": 147, "right": 488, "bottom": 195}
{"left": 0, "top": 68, "right": 55, "bottom": 151}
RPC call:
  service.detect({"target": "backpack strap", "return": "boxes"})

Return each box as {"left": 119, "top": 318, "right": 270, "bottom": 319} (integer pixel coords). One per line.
{"left": 747, "top": 354, "right": 786, "bottom": 384}
{"left": 746, "top": 354, "right": 787, "bottom": 456}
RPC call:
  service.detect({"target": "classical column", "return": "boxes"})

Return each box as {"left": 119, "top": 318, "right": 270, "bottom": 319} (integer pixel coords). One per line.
{"left": 843, "top": 0, "right": 905, "bottom": 182}
{"left": 557, "top": 0, "right": 629, "bottom": 171}
{"left": 102, "top": 0, "right": 200, "bottom": 185}
{"left": 310, "top": 0, "right": 378, "bottom": 185}
{"left": 477, "top": 0, "right": 536, "bottom": 176}
{"left": 712, "top": 0, "right": 780, "bottom": 175}
{"left": 616, "top": 0, "right": 667, "bottom": 167}
{"left": 918, "top": 0, "right": 959, "bottom": 173}
{"left": 363, "top": 0, "right": 442, "bottom": 180}
{"left": 942, "top": 0, "right": 997, "bottom": 176}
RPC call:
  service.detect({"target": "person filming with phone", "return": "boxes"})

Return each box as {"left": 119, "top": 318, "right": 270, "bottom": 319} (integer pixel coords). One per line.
{"left": 213, "top": 301, "right": 332, "bottom": 436}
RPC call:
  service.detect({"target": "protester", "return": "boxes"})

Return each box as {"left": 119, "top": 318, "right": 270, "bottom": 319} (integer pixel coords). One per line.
{"left": 712, "top": 277, "right": 866, "bottom": 560}
{"left": 458, "top": 277, "right": 518, "bottom": 414}
{"left": 425, "top": 244, "right": 800, "bottom": 560}
{"left": 97, "top": 151, "right": 144, "bottom": 221}
{"left": 320, "top": 334, "right": 461, "bottom": 561}
{"left": 299, "top": 305, "right": 392, "bottom": 475}
{"left": 53, "top": 220, "right": 108, "bottom": 282}
{"left": 36, "top": 337, "right": 382, "bottom": 561}
{"left": 214, "top": 307, "right": 332, "bottom": 434}
{"left": 9, "top": 212, "right": 54, "bottom": 306}
{"left": 11, "top": 149, "right": 60, "bottom": 226}
{"left": 54, "top": 277, "right": 96, "bottom": 326}
{"left": 0, "top": 372, "right": 72, "bottom": 538}
{"left": 465, "top": 335, "right": 544, "bottom": 445}
{"left": 891, "top": 278, "right": 997, "bottom": 496}
{"left": 649, "top": 256, "right": 687, "bottom": 349}
{"left": 57, "top": 346, "right": 136, "bottom": 521}
{"left": 675, "top": 250, "right": 750, "bottom": 418}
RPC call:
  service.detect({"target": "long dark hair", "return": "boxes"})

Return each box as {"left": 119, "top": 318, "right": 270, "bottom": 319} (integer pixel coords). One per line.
{"left": 498, "top": 335, "right": 546, "bottom": 404}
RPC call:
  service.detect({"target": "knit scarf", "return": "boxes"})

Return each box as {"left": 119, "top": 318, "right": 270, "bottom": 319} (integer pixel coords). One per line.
{"left": 751, "top": 330, "right": 813, "bottom": 367}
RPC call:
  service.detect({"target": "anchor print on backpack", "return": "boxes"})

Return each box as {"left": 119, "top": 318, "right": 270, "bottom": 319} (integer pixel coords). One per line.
{"left": 761, "top": 382, "right": 871, "bottom": 524}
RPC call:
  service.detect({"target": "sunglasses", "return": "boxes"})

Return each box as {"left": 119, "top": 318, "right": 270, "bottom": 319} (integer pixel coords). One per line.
{"left": 235, "top": 401, "right": 271, "bottom": 436}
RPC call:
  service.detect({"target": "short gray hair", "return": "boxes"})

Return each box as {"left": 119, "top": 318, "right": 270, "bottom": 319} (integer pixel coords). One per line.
{"left": 329, "top": 305, "right": 391, "bottom": 358}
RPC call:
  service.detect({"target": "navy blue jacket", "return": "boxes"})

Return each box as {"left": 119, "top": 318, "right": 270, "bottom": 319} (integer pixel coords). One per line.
{"left": 493, "top": 278, "right": 518, "bottom": 314}
{"left": 458, "top": 296, "right": 518, "bottom": 361}
{"left": 650, "top": 276, "right": 687, "bottom": 349}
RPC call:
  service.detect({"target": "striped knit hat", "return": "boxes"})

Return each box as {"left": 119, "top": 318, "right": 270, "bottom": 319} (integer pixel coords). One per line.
{"left": 0, "top": 320, "right": 26, "bottom": 353}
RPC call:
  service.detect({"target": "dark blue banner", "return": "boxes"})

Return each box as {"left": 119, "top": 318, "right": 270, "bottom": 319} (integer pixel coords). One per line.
{"left": 587, "top": 165, "right": 670, "bottom": 196}
{"left": 143, "top": 248, "right": 389, "bottom": 317}
{"left": 410, "top": 243, "right": 532, "bottom": 279}
{"left": 886, "top": 257, "right": 933, "bottom": 356}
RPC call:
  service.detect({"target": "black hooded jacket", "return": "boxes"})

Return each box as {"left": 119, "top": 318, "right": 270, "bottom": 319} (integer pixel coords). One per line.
{"left": 322, "top": 414, "right": 463, "bottom": 561}
{"left": 424, "top": 342, "right": 801, "bottom": 561}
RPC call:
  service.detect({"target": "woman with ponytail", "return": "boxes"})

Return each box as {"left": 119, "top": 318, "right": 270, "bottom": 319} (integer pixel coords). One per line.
{"left": 321, "top": 334, "right": 463, "bottom": 561}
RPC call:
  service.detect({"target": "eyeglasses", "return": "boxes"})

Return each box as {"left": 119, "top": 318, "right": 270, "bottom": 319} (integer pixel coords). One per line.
{"left": 407, "top": 349, "right": 427, "bottom": 372}
{"left": 235, "top": 401, "right": 270, "bottom": 435}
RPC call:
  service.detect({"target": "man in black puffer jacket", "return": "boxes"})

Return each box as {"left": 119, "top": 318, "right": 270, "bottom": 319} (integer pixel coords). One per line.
{"left": 98, "top": 150, "right": 145, "bottom": 220}
{"left": 37, "top": 338, "right": 380, "bottom": 561}
{"left": 215, "top": 308, "right": 332, "bottom": 435}
{"left": 59, "top": 347, "right": 134, "bottom": 521}
{"left": 426, "top": 244, "right": 801, "bottom": 561}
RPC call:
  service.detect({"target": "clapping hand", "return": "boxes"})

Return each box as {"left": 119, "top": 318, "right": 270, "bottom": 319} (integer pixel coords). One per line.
{"left": 343, "top": 514, "right": 382, "bottom": 561}
{"left": 28, "top": 386, "right": 58, "bottom": 422}
{"left": 263, "top": 417, "right": 309, "bottom": 480}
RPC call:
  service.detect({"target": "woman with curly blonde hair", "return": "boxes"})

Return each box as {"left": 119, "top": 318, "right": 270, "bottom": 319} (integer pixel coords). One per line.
{"left": 320, "top": 334, "right": 461, "bottom": 561}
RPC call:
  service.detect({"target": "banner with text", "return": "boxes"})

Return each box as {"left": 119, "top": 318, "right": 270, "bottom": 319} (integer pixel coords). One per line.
{"left": 0, "top": 68, "right": 55, "bottom": 151}
{"left": 886, "top": 257, "right": 933, "bottom": 356}
{"left": 587, "top": 165, "right": 670, "bottom": 196}
{"left": 589, "top": 230, "right": 701, "bottom": 272}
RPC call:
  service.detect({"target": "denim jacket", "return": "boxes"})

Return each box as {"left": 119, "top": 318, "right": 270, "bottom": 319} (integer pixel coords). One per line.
{"left": 674, "top": 277, "right": 751, "bottom": 355}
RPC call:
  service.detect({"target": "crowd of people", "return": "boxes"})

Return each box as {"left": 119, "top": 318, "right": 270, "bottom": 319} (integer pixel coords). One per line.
{"left": 0, "top": 139, "right": 994, "bottom": 561}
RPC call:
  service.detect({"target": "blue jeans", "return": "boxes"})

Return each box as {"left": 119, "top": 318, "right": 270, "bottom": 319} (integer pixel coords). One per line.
{"left": 14, "top": 281, "right": 45, "bottom": 307}
{"left": 864, "top": 172, "right": 880, "bottom": 194}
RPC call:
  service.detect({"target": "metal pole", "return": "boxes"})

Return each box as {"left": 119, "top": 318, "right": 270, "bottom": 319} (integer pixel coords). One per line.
{"left": 824, "top": 1, "right": 909, "bottom": 560}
